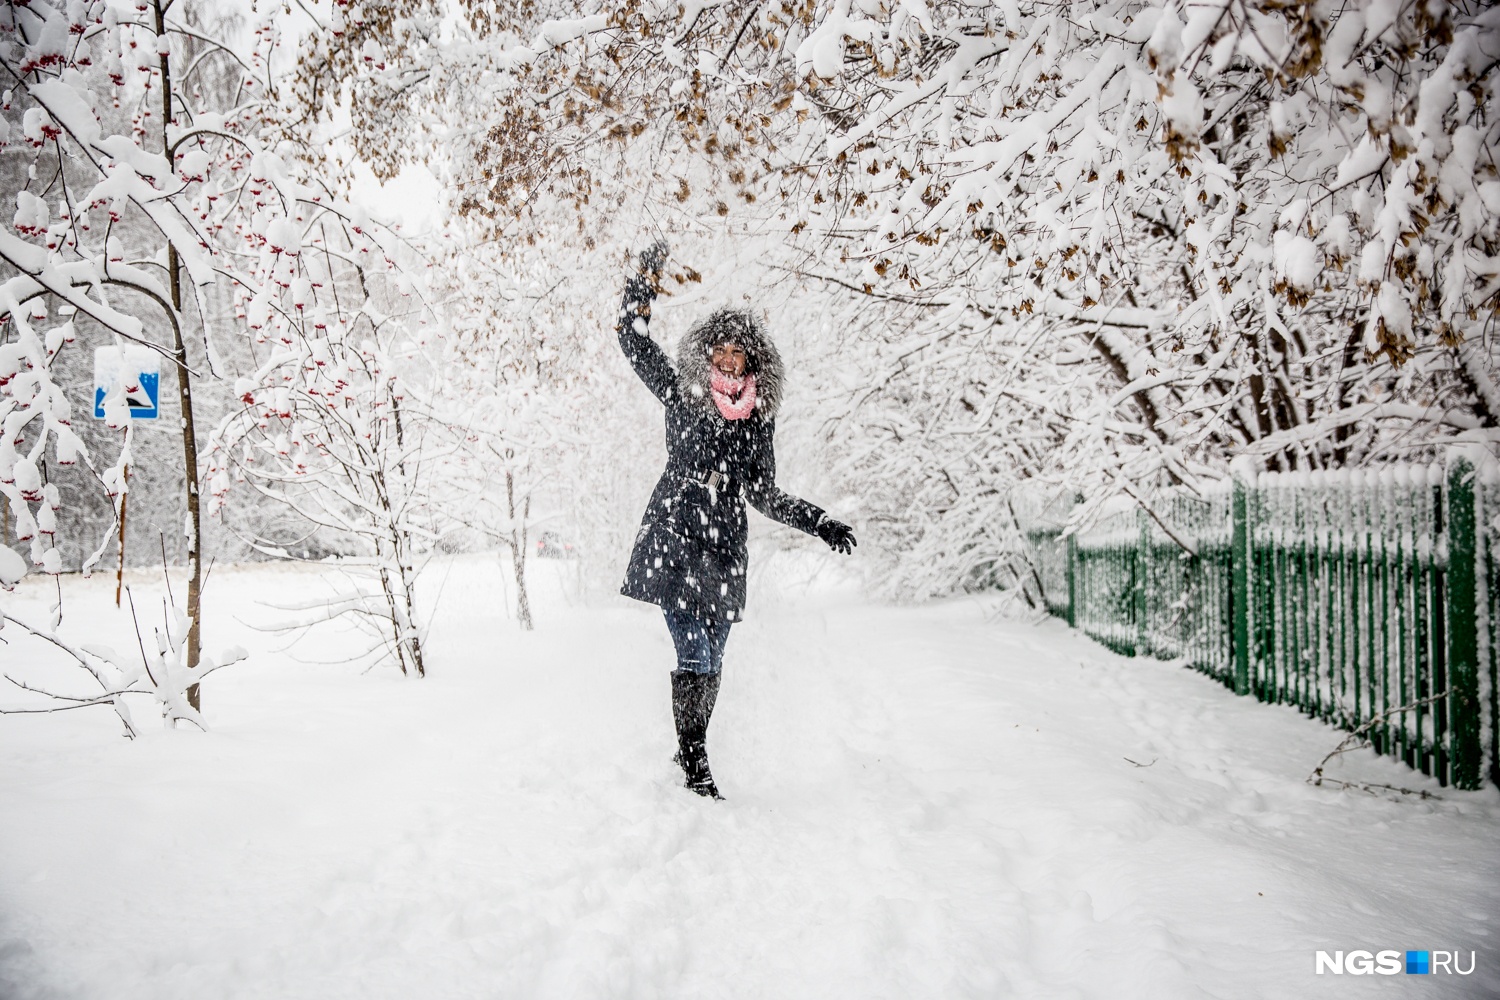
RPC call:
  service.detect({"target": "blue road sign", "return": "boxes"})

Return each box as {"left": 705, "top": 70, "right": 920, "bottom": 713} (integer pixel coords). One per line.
{"left": 93, "top": 346, "right": 160, "bottom": 421}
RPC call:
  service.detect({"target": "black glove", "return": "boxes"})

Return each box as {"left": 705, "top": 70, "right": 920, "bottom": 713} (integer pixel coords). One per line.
{"left": 622, "top": 242, "right": 669, "bottom": 321}
{"left": 638, "top": 241, "right": 669, "bottom": 277}
{"left": 816, "top": 516, "right": 856, "bottom": 555}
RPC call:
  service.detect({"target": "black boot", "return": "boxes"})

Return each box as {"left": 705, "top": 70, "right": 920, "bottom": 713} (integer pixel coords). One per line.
{"left": 670, "top": 670, "right": 719, "bottom": 767}
{"left": 671, "top": 670, "right": 723, "bottom": 799}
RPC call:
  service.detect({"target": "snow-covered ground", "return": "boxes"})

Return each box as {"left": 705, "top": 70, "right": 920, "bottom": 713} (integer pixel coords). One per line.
{"left": 1, "top": 552, "right": 1496, "bottom": 1000}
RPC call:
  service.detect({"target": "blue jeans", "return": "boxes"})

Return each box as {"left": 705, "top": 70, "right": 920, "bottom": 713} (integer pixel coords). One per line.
{"left": 663, "top": 608, "right": 732, "bottom": 675}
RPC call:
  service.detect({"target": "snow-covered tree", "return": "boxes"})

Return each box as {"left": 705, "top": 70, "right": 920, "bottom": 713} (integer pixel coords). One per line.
{"left": 206, "top": 229, "right": 440, "bottom": 676}
{"left": 0, "top": 0, "right": 413, "bottom": 700}
{"left": 287, "top": 0, "right": 1500, "bottom": 601}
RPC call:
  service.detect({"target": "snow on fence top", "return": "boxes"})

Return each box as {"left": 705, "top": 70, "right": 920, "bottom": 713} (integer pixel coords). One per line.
{"left": 1021, "top": 457, "right": 1500, "bottom": 791}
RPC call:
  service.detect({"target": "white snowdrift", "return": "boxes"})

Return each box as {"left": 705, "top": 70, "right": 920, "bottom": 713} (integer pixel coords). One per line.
{"left": 0, "top": 553, "right": 1495, "bottom": 999}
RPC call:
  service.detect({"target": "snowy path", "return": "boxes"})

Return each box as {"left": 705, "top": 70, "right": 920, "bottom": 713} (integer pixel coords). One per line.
{"left": 1, "top": 555, "right": 1496, "bottom": 1000}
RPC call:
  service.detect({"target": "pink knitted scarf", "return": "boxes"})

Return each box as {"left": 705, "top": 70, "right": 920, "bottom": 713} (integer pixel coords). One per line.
{"left": 709, "top": 369, "right": 757, "bottom": 420}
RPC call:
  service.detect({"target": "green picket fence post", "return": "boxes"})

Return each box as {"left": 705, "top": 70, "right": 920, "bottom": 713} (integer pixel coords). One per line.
{"left": 1231, "top": 457, "right": 1255, "bottom": 697}
{"left": 1066, "top": 531, "right": 1078, "bottom": 629}
{"left": 1487, "top": 466, "right": 1500, "bottom": 789}
{"left": 1137, "top": 506, "right": 1150, "bottom": 658}
{"left": 1446, "top": 450, "right": 1482, "bottom": 790}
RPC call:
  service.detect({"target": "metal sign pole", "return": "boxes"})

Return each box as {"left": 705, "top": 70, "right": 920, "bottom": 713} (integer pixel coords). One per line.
{"left": 94, "top": 349, "right": 157, "bottom": 607}
{"left": 114, "top": 464, "right": 129, "bottom": 608}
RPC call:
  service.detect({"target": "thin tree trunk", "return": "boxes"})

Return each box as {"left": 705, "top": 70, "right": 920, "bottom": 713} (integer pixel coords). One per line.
{"left": 375, "top": 536, "right": 408, "bottom": 677}
{"left": 171, "top": 248, "right": 203, "bottom": 711}
{"left": 507, "top": 470, "right": 533, "bottom": 631}
{"left": 155, "top": 2, "right": 203, "bottom": 711}
{"left": 388, "top": 506, "right": 425, "bottom": 677}
{"left": 381, "top": 391, "right": 422, "bottom": 675}
{"left": 1331, "top": 321, "right": 1364, "bottom": 466}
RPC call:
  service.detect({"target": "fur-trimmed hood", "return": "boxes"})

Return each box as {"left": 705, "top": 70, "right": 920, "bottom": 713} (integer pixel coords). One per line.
{"left": 675, "top": 308, "right": 785, "bottom": 419}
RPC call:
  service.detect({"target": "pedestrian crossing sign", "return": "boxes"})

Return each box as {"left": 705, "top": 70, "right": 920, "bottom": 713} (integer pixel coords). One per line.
{"left": 93, "top": 345, "right": 160, "bottom": 422}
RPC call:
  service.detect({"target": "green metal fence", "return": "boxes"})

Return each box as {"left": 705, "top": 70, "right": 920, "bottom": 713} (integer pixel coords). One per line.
{"left": 1023, "top": 453, "right": 1499, "bottom": 791}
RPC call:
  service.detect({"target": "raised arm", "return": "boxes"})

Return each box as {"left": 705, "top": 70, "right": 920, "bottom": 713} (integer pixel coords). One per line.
{"left": 617, "top": 244, "right": 678, "bottom": 406}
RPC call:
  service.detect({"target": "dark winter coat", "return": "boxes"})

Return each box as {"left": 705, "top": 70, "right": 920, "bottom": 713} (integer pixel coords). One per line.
{"left": 618, "top": 281, "right": 824, "bottom": 623}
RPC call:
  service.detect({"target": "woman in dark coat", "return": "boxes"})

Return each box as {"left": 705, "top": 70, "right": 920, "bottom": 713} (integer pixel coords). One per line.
{"left": 617, "top": 244, "right": 856, "bottom": 799}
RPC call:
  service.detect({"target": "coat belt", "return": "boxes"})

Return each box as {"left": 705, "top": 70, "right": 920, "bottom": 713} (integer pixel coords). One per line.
{"left": 683, "top": 469, "right": 738, "bottom": 494}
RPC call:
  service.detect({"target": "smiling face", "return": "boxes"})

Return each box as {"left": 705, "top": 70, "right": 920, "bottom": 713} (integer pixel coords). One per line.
{"left": 710, "top": 341, "right": 747, "bottom": 378}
